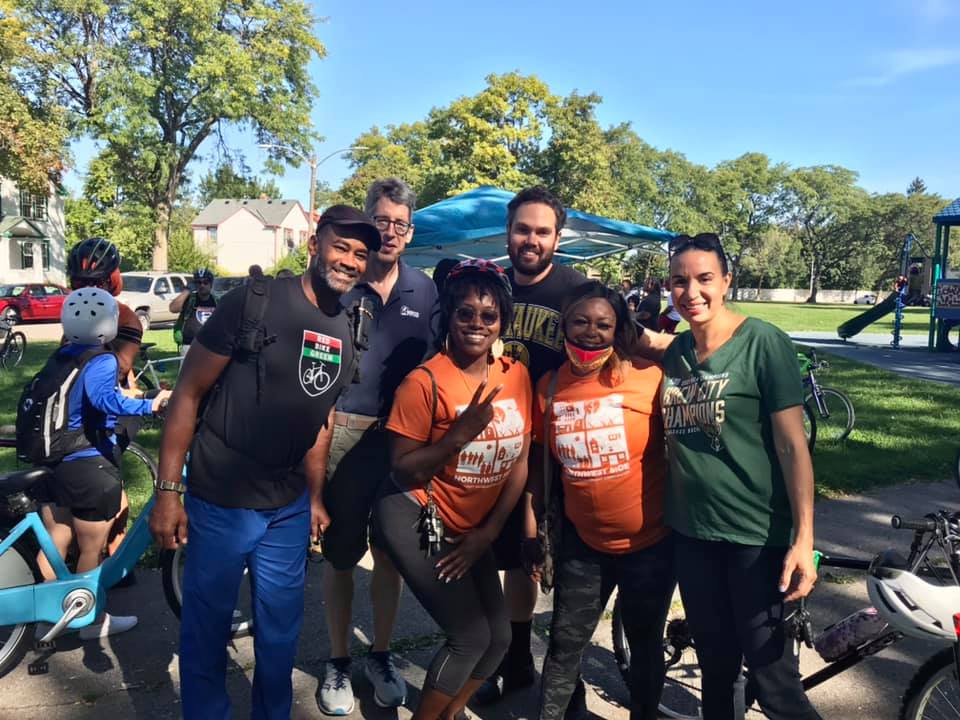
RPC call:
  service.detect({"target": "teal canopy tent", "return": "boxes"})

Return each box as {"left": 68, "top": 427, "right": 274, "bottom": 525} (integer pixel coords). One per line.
{"left": 405, "top": 186, "right": 675, "bottom": 268}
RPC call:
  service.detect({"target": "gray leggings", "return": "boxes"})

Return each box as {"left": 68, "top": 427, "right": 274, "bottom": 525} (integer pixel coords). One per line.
{"left": 372, "top": 487, "right": 510, "bottom": 696}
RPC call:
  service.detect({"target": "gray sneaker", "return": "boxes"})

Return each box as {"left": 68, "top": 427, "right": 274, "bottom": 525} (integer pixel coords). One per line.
{"left": 364, "top": 652, "right": 406, "bottom": 708}
{"left": 319, "top": 659, "right": 355, "bottom": 716}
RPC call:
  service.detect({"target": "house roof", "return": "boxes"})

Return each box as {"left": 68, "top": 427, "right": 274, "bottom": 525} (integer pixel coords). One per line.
{"left": 0, "top": 217, "right": 47, "bottom": 238}
{"left": 192, "top": 198, "right": 306, "bottom": 227}
{"left": 934, "top": 197, "right": 960, "bottom": 226}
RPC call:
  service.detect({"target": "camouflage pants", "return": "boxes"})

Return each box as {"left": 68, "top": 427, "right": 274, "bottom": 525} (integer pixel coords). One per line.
{"left": 539, "top": 525, "right": 675, "bottom": 720}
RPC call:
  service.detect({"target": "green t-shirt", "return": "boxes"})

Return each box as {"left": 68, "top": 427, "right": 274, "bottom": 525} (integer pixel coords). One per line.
{"left": 661, "top": 317, "right": 803, "bottom": 546}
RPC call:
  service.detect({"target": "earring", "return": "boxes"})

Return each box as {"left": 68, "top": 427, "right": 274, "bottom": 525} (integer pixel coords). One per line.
{"left": 490, "top": 338, "right": 504, "bottom": 361}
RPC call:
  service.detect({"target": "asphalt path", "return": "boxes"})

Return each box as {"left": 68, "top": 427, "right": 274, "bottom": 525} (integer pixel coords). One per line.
{"left": 1, "top": 479, "right": 957, "bottom": 719}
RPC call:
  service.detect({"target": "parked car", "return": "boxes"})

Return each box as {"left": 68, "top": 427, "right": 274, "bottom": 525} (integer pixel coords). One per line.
{"left": 212, "top": 275, "right": 247, "bottom": 300}
{"left": 117, "top": 272, "right": 191, "bottom": 331}
{"left": 853, "top": 293, "right": 877, "bottom": 305}
{"left": 0, "top": 283, "right": 69, "bottom": 324}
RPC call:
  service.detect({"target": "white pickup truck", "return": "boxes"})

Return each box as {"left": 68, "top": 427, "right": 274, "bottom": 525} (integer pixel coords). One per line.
{"left": 117, "top": 272, "right": 192, "bottom": 331}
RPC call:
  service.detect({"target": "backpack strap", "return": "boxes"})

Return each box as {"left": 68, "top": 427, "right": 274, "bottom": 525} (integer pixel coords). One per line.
{"left": 541, "top": 370, "right": 559, "bottom": 521}
{"left": 236, "top": 276, "right": 277, "bottom": 403}
{"left": 414, "top": 364, "right": 438, "bottom": 500}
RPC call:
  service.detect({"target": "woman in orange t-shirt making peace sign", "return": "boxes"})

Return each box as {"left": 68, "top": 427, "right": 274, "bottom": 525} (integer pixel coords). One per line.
{"left": 373, "top": 260, "right": 532, "bottom": 720}
{"left": 526, "top": 280, "right": 675, "bottom": 720}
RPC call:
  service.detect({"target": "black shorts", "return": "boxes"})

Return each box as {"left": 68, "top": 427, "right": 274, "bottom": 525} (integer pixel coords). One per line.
{"left": 322, "top": 423, "right": 391, "bottom": 570}
{"left": 49, "top": 456, "right": 122, "bottom": 522}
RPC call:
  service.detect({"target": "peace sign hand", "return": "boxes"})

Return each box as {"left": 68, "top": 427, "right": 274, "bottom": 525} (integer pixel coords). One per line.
{"left": 447, "top": 380, "right": 503, "bottom": 448}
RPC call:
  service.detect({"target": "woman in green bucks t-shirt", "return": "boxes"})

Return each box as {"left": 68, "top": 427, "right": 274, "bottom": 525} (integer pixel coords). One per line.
{"left": 660, "top": 233, "right": 821, "bottom": 720}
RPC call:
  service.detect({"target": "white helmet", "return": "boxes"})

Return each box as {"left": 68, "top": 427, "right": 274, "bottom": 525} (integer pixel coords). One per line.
{"left": 61, "top": 287, "right": 119, "bottom": 345}
{"left": 867, "top": 550, "right": 960, "bottom": 642}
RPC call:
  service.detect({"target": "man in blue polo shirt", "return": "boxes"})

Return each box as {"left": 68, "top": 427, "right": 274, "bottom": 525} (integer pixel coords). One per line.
{"left": 316, "top": 178, "right": 439, "bottom": 716}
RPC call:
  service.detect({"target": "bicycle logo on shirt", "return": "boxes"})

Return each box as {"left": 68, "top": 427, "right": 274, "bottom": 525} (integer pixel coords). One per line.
{"left": 301, "top": 363, "right": 333, "bottom": 394}
{"left": 298, "top": 330, "right": 343, "bottom": 397}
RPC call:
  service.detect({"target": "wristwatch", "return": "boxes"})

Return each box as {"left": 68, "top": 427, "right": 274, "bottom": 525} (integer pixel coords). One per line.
{"left": 156, "top": 480, "right": 186, "bottom": 494}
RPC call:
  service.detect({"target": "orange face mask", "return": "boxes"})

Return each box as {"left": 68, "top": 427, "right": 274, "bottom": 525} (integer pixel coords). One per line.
{"left": 564, "top": 339, "right": 614, "bottom": 373}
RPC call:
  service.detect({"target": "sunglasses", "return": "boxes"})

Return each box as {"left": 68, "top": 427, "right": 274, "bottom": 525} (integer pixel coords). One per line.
{"left": 668, "top": 233, "right": 724, "bottom": 257}
{"left": 454, "top": 306, "right": 500, "bottom": 326}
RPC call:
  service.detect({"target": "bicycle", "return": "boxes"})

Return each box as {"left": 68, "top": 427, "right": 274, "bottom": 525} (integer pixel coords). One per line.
{"left": 133, "top": 342, "right": 184, "bottom": 391}
{"left": 0, "top": 320, "right": 26, "bottom": 370}
{"left": 611, "top": 510, "right": 960, "bottom": 720}
{"left": 797, "top": 349, "right": 855, "bottom": 446}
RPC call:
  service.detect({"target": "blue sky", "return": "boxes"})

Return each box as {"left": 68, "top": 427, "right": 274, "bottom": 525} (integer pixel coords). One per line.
{"left": 67, "top": 0, "right": 960, "bottom": 209}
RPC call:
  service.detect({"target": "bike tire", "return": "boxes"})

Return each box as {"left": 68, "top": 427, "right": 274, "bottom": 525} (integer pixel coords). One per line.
{"left": 2, "top": 332, "right": 26, "bottom": 369}
{"left": 0, "top": 544, "right": 41, "bottom": 678}
{"left": 953, "top": 448, "right": 959, "bottom": 489}
{"left": 612, "top": 596, "right": 703, "bottom": 720}
{"left": 802, "top": 401, "right": 817, "bottom": 453}
{"left": 804, "top": 387, "right": 855, "bottom": 443}
{"left": 160, "top": 546, "right": 254, "bottom": 639}
{"left": 898, "top": 646, "right": 958, "bottom": 720}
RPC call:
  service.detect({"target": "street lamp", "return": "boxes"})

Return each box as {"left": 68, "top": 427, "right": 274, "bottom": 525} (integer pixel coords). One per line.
{"left": 258, "top": 143, "right": 368, "bottom": 221}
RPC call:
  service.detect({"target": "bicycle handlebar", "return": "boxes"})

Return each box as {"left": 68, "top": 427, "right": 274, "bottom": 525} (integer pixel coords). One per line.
{"left": 891, "top": 515, "right": 937, "bottom": 531}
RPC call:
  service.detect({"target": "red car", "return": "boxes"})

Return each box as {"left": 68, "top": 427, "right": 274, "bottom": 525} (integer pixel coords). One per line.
{"left": 0, "top": 283, "right": 69, "bottom": 324}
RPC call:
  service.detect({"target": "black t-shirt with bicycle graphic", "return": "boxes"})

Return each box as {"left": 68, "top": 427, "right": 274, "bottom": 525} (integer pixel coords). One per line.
{"left": 189, "top": 276, "right": 355, "bottom": 509}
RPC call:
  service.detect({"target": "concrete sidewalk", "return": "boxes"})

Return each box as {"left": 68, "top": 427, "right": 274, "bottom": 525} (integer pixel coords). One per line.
{"left": 1, "top": 480, "right": 958, "bottom": 719}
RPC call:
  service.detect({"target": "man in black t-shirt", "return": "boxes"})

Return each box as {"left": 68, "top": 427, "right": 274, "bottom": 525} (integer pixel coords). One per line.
{"left": 170, "top": 268, "right": 217, "bottom": 350}
{"left": 149, "top": 205, "right": 380, "bottom": 720}
{"left": 476, "top": 187, "right": 588, "bottom": 714}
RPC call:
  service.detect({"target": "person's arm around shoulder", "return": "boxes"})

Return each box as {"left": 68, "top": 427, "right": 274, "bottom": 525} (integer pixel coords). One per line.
{"left": 169, "top": 289, "right": 191, "bottom": 313}
{"left": 630, "top": 325, "right": 676, "bottom": 362}
{"left": 149, "top": 343, "right": 231, "bottom": 550}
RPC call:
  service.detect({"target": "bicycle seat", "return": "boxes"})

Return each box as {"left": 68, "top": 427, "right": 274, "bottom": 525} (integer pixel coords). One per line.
{"left": 0, "top": 467, "right": 52, "bottom": 496}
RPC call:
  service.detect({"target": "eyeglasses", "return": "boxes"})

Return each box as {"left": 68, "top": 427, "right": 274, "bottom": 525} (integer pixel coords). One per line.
{"left": 373, "top": 217, "right": 412, "bottom": 237}
{"left": 454, "top": 306, "right": 500, "bottom": 326}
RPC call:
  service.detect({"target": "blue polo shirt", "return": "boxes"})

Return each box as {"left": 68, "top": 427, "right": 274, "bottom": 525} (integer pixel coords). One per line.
{"left": 337, "top": 261, "right": 440, "bottom": 418}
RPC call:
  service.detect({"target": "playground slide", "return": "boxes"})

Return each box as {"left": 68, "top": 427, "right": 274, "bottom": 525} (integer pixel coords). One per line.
{"left": 837, "top": 293, "right": 898, "bottom": 339}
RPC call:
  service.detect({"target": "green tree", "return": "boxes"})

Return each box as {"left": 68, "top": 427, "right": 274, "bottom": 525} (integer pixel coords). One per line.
{"left": 906, "top": 177, "right": 927, "bottom": 197}
{"left": 198, "top": 159, "right": 280, "bottom": 206}
{"left": 784, "top": 166, "right": 866, "bottom": 302}
{"left": 0, "top": 0, "right": 68, "bottom": 192}
{"left": 22, "top": 0, "right": 324, "bottom": 270}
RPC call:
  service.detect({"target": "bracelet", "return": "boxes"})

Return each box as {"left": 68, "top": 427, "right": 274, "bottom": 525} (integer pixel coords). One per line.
{"left": 156, "top": 480, "right": 186, "bottom": 494}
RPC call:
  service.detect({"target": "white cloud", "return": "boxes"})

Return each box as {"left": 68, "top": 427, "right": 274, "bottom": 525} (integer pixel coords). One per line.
{"left": 853, "top": 48, "right": 960, "bottom": 87}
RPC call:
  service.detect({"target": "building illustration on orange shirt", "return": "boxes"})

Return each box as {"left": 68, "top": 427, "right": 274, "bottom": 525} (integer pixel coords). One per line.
{"left": 453, "top": 398, "right": 526, "bottom": 487}
{"left": 551, "top": 395, "right": 630, "bottom": 479}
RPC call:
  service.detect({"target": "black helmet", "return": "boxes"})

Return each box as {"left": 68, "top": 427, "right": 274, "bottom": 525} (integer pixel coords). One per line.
{"left": 194, "top": 268, "right": 215, "bottom": 281}
{"left": 67, "top": 238, "right": 121, "bottom": 282}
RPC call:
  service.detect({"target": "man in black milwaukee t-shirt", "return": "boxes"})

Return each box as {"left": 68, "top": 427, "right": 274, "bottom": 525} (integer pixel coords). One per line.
{"left": 475, "top": 187, "right": 588, "bottom": 715}
{"left": 149, "top": 205, "right": 379, "bottom": 720}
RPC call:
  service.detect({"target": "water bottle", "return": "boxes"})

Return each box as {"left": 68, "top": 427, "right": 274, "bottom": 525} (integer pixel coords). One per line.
{"left": 813, "top": 606, "right": 888, "bottom": 662}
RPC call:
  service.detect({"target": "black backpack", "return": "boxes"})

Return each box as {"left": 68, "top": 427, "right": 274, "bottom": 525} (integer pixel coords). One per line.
{"left": 16, "top": 347, "right": 110, "bottom": 465}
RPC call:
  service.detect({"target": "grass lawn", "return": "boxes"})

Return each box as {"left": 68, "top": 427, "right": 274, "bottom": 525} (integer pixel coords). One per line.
{"left": 729, "top": 301, "right": 931, "bottom": 335}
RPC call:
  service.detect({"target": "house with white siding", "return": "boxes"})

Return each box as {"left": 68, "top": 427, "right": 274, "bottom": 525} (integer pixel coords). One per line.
{"left": 0, "top": 177, "right": 66, "bottom": 284}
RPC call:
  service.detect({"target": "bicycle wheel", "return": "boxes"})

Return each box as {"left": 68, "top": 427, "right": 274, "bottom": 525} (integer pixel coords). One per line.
{"left": 804, "top": 387, "right": 854, "bottom": 443}
{"left": 160, "top": 546, "right": 254, "bottom": 639}
{"left": 612, "top": 596, "right": 702, "bottom": 720}
{"left": 953, "top": 448, "right": 959, "bottom": 489}
{"left": 0, "top": 544, "right": 41, "bottom": 678}
{"left": 899, "top": 646, "right": 959, "bottom": 720}
{"left": 802, "top": 401, "right": 817, "bottom": 453}
{"left": 2, "top": 332, "right": 26, "bottom": 369}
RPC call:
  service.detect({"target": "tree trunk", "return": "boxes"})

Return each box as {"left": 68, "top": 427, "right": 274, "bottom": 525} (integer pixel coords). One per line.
{"left": 730, "top": 256, "right": 741, "bottom": 301}
{"left": 805, "top": 254, "right": 819, "bottom": 303}
{"left": 152, "top": 200, "right": 170, "bottom": 271}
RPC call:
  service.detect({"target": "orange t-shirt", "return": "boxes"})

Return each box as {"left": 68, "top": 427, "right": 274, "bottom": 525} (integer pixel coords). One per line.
{"left": 387, "top": 353, "right": 532, "bottom": 534}
{"left": 533, "top": 359, "right": 668, "bottom": 554}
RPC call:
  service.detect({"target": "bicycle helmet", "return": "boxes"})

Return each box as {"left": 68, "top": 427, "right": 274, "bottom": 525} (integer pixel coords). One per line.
{"left": 445, "top": 258, "right": 512, "bottom": 294}
{"left": 61, "top": 288, "right": 119, "bottom": 346}
{"left": 67, "top": 238, "right": 123, "bottom": 295}
{"left": 194, "top": 268, "right": 214, "bottom": 282}
{"left": 866, "top": 550, "right": 960, "bottom": 641}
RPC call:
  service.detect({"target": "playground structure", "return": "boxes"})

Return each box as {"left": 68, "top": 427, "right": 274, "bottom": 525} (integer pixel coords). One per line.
{"left": 836, "top": 196, "right": 960, "bottom": 351}
{"left": 930, "top": 197, "right": 960, "bottom": 351}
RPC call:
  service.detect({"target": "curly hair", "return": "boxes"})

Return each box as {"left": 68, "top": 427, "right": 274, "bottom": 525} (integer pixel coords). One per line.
{"left": 439, "top": 273, "right": 515, "bottom": 348}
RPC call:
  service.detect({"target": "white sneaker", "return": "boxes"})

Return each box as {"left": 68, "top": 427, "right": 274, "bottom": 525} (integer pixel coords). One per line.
{"left": 78, "top": 613, "right": 138, "bottom": 640}
{"left": 364, "top": 652, "right": 406, "bottom": 708}
{"left": 319, "top": 659, "right": 355, "bottom": 716}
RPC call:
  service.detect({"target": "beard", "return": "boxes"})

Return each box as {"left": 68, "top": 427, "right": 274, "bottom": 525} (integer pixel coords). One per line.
{"left": 508, "top": 242, "right": 555, "bottom": 278}
{"left": 311, "top": 254, "right": 359, "bottom": 294}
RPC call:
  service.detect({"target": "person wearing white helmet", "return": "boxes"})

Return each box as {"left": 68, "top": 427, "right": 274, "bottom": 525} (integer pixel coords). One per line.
{"left": 37, "top": 288, "right": 170, "bottom": 638}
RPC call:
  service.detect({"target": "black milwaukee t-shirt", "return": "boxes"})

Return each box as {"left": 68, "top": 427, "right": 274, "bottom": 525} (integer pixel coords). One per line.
{"left": 190, "top": 277, "right": 354, "bottom": 509}
{"left": 503, "top": 264, "right": 587, "bottom": 385}
{"left": 182, "top": 294, "right": 217, "bottom": 346}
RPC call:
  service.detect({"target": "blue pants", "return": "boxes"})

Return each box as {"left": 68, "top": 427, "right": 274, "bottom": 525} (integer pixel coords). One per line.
{"left": 180, "top": 491, "right": 310, "bottom": 720}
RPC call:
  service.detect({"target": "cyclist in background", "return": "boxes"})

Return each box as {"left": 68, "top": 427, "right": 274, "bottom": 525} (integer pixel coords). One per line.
{"left": 171, "top": 268, "right": 217, "bottom": 351}
{"left": 38, "top": 289, "right": 169, "bottom": 637}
